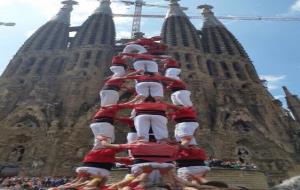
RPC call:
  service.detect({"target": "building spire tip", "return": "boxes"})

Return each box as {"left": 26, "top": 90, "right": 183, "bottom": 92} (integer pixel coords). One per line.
{"left": 283, "top": 86, "right": 293, "bottom": 97}
{"left": 166, "top": 0, "right": 180, "bottom": 3}
{"left": 62, "top": 0, "right": 78, "bottom": 5}
{"left": 197, "top": 4, "right": 214, "bottom": 10}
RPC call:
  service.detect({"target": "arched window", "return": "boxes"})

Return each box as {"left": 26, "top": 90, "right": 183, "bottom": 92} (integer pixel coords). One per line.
{"left": 186, "top": 64, "right": 193, "bottom": 70}
{"left": 185, "top": 54, "right": 192, "bottom": 63}
{"left": 95, "top": 51, "right": 103, "bottom": 66}
{"left": 232, "top": 62, "right": 247, "bottom": 80}
{"left": 179, "top": 17, "right": 189, "bottom": 47}
{"left": 220, "top": 61, "right": 231, "bottom": 78}
{"left": 210, "top": 28, "right": 222, "bottom": 54}
{"left": 206, "top": 60, "right": 218, "bottom": 76}
{"left": 170, "top": 17, "right": 177, "bottom": 46}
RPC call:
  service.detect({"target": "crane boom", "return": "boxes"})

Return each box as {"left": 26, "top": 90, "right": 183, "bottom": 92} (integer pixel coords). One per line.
{"left": 131, "top": 0, "right": 143, "bottom": 38}
{"left": 111, "top": 0, "right": 188, "bottom": 38}
{"left": 113, "top": 14, "right": 300, "bottom": 21}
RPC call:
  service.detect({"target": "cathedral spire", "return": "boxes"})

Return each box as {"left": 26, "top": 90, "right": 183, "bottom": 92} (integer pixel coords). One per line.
{"left": 198, "top": 4, "right": 248, "bottom": 57}
{"left": 13, "top": 0, "right": 77, "bottom": 55}
{"left": 198, "top": 5, "right": 224, "bottom": 28}
{"left": 283, "top": 86, "right": 300, "bottom": 122}
{"left": 51, "top": 0, "right": 78, "bottom": 24}
{"left": 70, "top": 0, "right": 115, "bottom": 47}
{"left": 283, "top": 86, "right": 293, "bottom": 97}
{"left": 94, "top": 0, "right": 112, "bottom": 15}
{"left": 166, "top": 0, "right": 186, "bottom": 18}
{"left": 161, "top": 0, "right": 202, "bottom": 50}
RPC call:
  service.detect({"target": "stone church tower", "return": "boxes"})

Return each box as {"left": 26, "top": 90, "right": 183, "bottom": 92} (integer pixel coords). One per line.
{"left": 0, "top": 0, "right": 116, "bottom": 176}
{"left": 161, "top": 0, "right": 300, "bottom": 184}
{"left": 0, "top": 0, "right": 299, "bottom": 185}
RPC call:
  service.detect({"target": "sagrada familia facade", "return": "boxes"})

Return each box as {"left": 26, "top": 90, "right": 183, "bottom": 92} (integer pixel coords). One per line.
{"left": 0, "top": 0, "right": 300, "bottom": 185}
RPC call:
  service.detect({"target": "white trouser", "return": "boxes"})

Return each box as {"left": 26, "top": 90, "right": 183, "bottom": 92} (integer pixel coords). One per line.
{"left": 127, "top": 132, "right": 138, "bottom": 157}
{"left": 123, "top": 44, "right": 148, "bottom": 54}
{"left": 165, "top": 68, "right": 181, "bottom": 80}
{"left": 136, "top": 82, "right": 163, "bottom": 97}
{"left": 127, "top": 132, "right": 138, "bottom": 143}
{"left": 110, "top": 66, "right": 126, "bottom": 77}
{"left": 133, "top": 60, "right": 158, "bottom": 73}
{"left": 171, "top": 90, "right": 193, "bottom": 107}
{"left": 99, "top": 89, "right": 119, "bottom": 106}
{"left": 177, "top": 166, "right": 210, "bottom": 181}
{"left": 132, "top": 163, "right": 175, "bottom": 184}
{"left": 175, "top": 122, "right": 199, "bottom": 145}
{"left": 134, "top": 115, "right": 168, "bottom": 140}
{"left": 90, "top": 122, "right": 115, "bottom": 148}
{"left": 76, "top": 167, "right": 110, "bottom": 177}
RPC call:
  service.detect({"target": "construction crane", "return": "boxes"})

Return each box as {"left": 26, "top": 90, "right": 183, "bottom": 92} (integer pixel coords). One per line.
{"left": 113, "top": 14, "right": 300, "bottom": 22}
{"left": 111, "top": 0, "right": 188, "bottom": 38}
{"left": 0, "top": 22, "right": 16, "bottom": 26}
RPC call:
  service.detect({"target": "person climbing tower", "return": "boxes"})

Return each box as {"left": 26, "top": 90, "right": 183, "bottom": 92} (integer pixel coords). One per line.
{"left": 49, "top": 35, "right": 214, "bottom": 190}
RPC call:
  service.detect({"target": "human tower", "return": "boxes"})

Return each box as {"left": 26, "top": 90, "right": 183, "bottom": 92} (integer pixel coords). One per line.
{"left": 53, "top": 37, "right": 210, "bottom": 190}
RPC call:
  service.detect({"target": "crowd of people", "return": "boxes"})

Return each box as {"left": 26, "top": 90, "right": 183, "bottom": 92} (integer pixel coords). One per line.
{"left": 0, "top": 176, "right": 73, "bottom": 190}
{"left": 207, "top": 159, "right": 257, "bottom": 170}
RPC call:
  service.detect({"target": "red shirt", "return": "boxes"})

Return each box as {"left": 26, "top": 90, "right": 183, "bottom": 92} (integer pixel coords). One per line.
{"left": 124, "top": 75, "right": 173, "bottom": 83}
{"left": 120, "top": 142, "right": 179, "bottom": 163}
{"left": 121, "top": 53, "right": 157, "bottom": 61}
{"left": 132, "top": 102, "right": 178, "bottom": 112}
{"left": 177, "top": 146, "right": 207, "bottom": 161}
{"left": 165, "top": 79, "right": 187, "bottom": 91}
{"left": 163, "top": 58, "right": 180, "bottom": 69}
{"left": 82, "top": 148, "right": 124, "bottom": 163}
{"left": 116, "top": 157, "right": 134, "bottom": 165}
{"left": 112, "top": 55, "right": 127, "bottom": 66}
{"left": 129, "top": 38, "right": 156, "bottom": 47}
{"left": 128, "top": 38, "right": 168, "bottom": 53}
{"left": 116, "top": 117, "right": 134, "bottom": 128}
{"left": 170, "top": 107, "right": 197, "bottom": 121}
{"left": 104, "top": 77, "right": 124, "bottom": 87}
{"left": 93, "top": 104, "right": 130, "bottom": 120}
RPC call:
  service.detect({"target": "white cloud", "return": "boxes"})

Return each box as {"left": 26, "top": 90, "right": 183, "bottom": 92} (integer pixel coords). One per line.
{"left": 274, "top": 95, "right": 285, "bottom": 100}
{"left": 259, "top": 75, "right": 286, "bottom": 90}
{"left": 260, "top": 75, "right": 286, "bottom": 82}
{"left": 291, "top": 0, "right": 300, "bottom": 11}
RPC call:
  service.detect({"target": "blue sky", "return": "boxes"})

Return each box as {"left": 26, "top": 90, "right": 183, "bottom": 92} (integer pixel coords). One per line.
{"left": 0, "top": 0, "right": 300, "bottom": 103}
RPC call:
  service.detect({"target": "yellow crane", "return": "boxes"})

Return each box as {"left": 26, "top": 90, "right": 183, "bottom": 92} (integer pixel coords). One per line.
{"left": 113, "top": 13, "right": 300, "bottom": 22}
{"left": 111, "top": 0, "right": 188, "bottom": 38}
